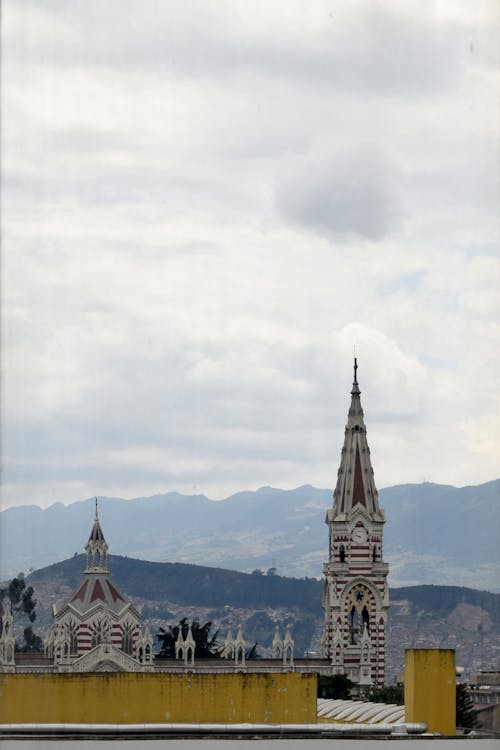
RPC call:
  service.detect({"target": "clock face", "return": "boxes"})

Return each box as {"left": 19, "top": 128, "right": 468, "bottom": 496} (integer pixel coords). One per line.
{"left": 352, "top": 527, "right": 367, "bottom": 543}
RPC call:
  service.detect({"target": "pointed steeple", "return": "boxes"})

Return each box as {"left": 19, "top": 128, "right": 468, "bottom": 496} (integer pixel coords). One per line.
{"left": 85, "top": 498, "right": 109, "bottom": 573}
{"left": 332, "top": 360, "right": 383, "bottom": 521}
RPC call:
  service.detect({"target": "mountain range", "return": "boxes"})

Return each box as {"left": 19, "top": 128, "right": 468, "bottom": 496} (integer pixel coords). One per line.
{"left": 1, "top": 480, "right": 499, "bottom": 591}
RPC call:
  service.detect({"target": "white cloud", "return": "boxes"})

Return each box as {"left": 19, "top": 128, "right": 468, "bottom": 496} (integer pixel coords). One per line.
{"left": 1, "top": 0, "right": 499, "bottom": 509}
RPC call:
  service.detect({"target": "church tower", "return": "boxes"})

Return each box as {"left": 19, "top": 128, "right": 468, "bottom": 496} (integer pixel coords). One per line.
{"left": 323, "top": 360, "right": 389, "bottom": 687}
{"left": 45, "top": 499, "right": 153, "bottom": 671}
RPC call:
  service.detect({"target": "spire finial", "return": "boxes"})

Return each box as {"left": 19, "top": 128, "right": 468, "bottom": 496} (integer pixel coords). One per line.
{"left": 95, "top": 496, "right": 99, "bottom": 520}
{"left": 354, "top": 357, "right": 358, "bottom": 384}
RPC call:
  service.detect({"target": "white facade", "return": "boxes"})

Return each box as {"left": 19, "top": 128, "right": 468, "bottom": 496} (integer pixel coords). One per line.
{"left": 323, "top": 361, "right": 389, "bottom": 687}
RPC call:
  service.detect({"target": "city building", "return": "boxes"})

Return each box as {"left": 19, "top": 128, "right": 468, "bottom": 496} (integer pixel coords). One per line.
{"left": 323, "top": 359, "right": 389, "bottom": 686}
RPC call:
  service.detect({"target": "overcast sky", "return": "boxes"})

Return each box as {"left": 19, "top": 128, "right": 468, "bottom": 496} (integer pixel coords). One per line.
{"left": 1, "top": 0, "right": 499, "bottom": 509}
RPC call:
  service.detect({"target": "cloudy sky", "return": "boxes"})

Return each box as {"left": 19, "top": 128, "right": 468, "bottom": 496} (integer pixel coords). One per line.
{"left": 2, "top": 0, "right": 499, "bottom": 509}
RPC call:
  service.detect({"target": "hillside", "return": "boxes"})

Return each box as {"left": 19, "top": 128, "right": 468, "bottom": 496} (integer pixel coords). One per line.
{"left": 2, "top": 480, "right": 499, "bottom": 590}
{"left": 26, "top": 554, "right": 500, "bottom": 682}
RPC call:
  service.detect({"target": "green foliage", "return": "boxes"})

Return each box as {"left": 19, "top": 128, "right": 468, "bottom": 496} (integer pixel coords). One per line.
{"left": 456, "top": 684, "right": 480, "bottom": 729}
{"left": 156, "top": 618, "right": 222, "bottom": 658}
{"left": 246, "top": 642, "right": 260, "bottom": 660}
{"left": 363, "top": 684, "right": 404, "bottom": 705}
{"left": 17, "top": 626, "right": 44, "bottom": 653}
{"left": 0, "top": 574, "right": 42, "bottom": 651}
{"left": 156, "top": 618, "right": 260, "bottom": 660}
{"left": 317, "top": 673, "right": 354, "bottom": 699}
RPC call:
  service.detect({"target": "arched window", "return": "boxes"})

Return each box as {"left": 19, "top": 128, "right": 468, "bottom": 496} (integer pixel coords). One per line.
{"left": 122, "top": 623, "right": 134, "bottom": 655}
{"left": 361, "top": 605, "right": 370, "bottom": 633}
{"left": 349, "top": 606, "right": 360, "bottom": 644}
{"left": 91, "top": 621, "right": 103, "bottom": 647}
{"left": 339, "top": 544, "right": 346, "bottom": 563}
{"left": 67, "top": 621, "right": 78, "bottom": 655}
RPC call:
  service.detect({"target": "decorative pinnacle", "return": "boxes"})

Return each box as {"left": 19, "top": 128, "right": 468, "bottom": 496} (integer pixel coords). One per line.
{"left": 95, "top": 496, "right": 99, "bottom": 520}
{"left": 351, "top": 357, "right": 361, "bottom": 396}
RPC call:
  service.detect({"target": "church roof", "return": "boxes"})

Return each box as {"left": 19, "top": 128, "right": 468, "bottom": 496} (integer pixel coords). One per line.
{"left": 55, "top": 499, "right": 135, "bottom": 618}
{"left": 332, "top": 360, "right": 384, "bottom": 521}
{"left": 88, "top": 514, "right": 106, "bottom": 544}
{"left": 68, "top": 573, "right": 129, "bottom": 615}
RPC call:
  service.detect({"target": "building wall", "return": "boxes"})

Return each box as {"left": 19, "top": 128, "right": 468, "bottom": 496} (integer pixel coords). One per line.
{"left": 0, "top": 672, "right": 317, "bottom": 725}
{"left": 405, "top": 649, "right": 456, "bottom": 735}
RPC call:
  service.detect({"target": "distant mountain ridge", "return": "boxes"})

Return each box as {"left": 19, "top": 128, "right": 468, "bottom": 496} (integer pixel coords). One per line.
{"left": 1, "top": 480, "right": 499, "bottom": 591}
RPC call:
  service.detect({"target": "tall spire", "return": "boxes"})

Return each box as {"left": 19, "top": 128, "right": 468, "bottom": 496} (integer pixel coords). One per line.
{"left": 332, "top": 360, "right": 383, "bottom": 520}
{"left": 85, "top": 498, "right": 109, "bottom": 573}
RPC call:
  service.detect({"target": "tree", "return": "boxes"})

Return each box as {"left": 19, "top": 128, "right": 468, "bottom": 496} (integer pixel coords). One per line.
{"left": 19, "top": 626, "right": 44, "bottom": 653}
{"left": 0, "top": 574, "right": 42, "bottom": 652}
{"left": 246, "top": 642, "right": 260, "bottom": 660}
{"left": 156, "top": 618, "right": 222, "bottom": 658}
{"left": 363, "top": 684, "right": 404, "bottom": 705}
{"left": 456, "top": 684, "right": 480, "bottom": 729}
{"left": 317, "top": 673, "right": 354, "bottom": 699}
{"left": 156, "top": 619, "right": 259, "bottom": 660}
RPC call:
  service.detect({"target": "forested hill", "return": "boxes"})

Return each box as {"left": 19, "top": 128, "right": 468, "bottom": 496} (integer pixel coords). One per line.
{"left": 29, "top": 554, "right": 323, "bottom": 613}
{"left": 28, "top": 554, "right": 500, "bottom": 624}
{"left": 391, "top": 584, "right": 500, "bottom": 623}
{"left": 24, "top": 554, "right": 500, "bottom": 679}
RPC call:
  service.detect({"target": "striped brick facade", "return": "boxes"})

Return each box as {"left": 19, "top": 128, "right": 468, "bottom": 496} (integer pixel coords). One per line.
{"left": 45, "top": 502, "right": 153, "bottom": 671}
{"left": 323, "top": 361, "right": 389, "bottom": 688}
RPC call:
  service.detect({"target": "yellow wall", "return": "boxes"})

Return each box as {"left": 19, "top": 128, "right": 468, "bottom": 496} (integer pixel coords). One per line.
{"left": 405, "top": 649, "right": 456, "bottom": 735}
{"left": 0, "top": 672, "right": 317, "bottom": 725}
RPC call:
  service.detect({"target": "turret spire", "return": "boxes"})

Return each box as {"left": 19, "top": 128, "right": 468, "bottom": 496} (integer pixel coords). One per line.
{"left": 85, "top": 497, "right": 109, "bottom": 573}
{"left": 332, "top": 361, "right": 383, "bottom": 520}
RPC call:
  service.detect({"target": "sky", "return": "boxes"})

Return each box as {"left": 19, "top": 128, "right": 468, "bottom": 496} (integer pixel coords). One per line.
{"left": 1, "top": 0, "right": 499, "bottom": 509}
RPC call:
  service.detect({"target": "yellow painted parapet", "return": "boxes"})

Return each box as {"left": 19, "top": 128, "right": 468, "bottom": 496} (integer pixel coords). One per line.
{"left": 0, "top": 672, "right": 317, "bottom": 725}
{"left": 405, "top": 649, "right": 455, "bottom": 735}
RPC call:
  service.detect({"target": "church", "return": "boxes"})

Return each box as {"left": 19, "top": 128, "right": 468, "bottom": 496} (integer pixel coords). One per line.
{"left": 1, "top": 360, "right": 388, "bottom": 688}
